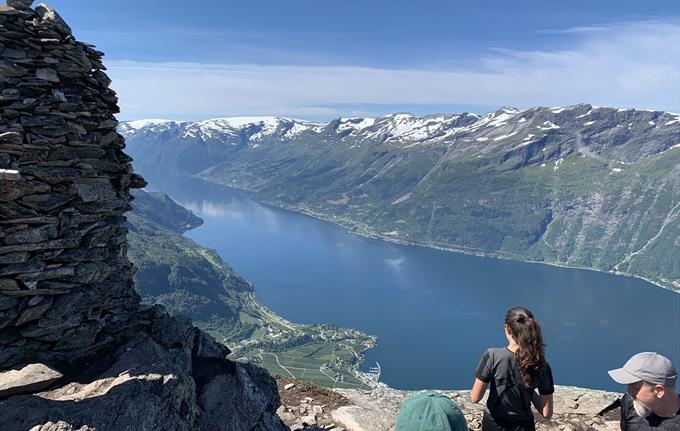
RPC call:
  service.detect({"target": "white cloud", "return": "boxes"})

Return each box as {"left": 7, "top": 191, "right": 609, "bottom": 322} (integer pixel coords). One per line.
{"left": 108, "top": 21, "right": 680, "bottom": 120}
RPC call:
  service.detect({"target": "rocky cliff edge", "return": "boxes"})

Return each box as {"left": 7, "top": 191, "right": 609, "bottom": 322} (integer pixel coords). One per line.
{"left": 0, "top": 1, "right": 286, "bottom": 429}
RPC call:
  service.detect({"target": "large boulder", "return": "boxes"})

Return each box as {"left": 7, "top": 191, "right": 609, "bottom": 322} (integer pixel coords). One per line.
{"left": 0, "top": 333, "right": 197, "bottom": 431}
{"left": 0, "top": 313, "right": 288, "bottom": 431}
{"left": 0, "top": 363, "right": 62, "bottom": 399}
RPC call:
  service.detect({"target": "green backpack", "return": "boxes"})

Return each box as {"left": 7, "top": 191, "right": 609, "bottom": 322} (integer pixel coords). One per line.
{"left": 396, "top": 391, "right": 469, "bottom": 431}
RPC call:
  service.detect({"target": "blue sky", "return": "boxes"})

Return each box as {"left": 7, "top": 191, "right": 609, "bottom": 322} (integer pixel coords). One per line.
{"left": 48, "top": 0, "right": 680, "bottom": 120}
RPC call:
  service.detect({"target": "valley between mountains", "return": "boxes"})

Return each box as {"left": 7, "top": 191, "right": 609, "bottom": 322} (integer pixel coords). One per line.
{"left": 127, "top": 190, "right": 376, "bottom": 389}
{"left": 121, "top": 104, "right": 680, "bottom": 292}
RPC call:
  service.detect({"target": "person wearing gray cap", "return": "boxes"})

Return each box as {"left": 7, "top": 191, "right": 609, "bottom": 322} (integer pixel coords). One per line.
{"left": 609, "top": 352, "right": 680, "bottom": 431}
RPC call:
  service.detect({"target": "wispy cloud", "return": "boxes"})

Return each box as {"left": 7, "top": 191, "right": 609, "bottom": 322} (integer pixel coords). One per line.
{"left": 109, "top": 21, "right": 680, "bottom": 120}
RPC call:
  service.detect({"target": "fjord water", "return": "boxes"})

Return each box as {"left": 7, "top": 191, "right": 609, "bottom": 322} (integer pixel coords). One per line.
{"left": 146, "top": 174, "right": 680, "bottom": 392}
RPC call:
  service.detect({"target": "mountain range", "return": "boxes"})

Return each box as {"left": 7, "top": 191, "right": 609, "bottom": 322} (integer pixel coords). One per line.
{"left": 120, "top": 104, "right": 680, "bottom": 291}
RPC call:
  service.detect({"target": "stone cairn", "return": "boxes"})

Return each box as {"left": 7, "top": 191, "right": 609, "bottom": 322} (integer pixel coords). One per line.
{"left": 0, "top": 0, "right": 146, "bottom": 368}
{"left": 0, "top": 2, "right": 288, "bottom": 430}
{"left": 0, "top": 5, "right": 624, "bottom": 429}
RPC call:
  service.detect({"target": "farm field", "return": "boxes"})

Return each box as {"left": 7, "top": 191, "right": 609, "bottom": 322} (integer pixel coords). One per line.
{"left": 257, "top": 342, "right": 369, "bottom": 389}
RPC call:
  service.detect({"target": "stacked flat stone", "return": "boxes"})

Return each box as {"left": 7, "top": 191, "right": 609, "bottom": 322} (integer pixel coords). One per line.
{"left": 0, "top": 1, "right": 146, "bottom": 368}
{"left": 0, "top": 3, "right": 289, "bottom": 429}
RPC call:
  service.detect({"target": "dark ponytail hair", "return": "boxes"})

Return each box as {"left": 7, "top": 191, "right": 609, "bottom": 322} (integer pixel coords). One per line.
{"left": 505, "top": 306, "right": 546, "bottom": 388}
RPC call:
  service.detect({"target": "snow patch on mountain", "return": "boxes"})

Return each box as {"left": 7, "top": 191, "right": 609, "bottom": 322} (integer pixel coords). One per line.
{"left": 493, "top": 131, "right": 518, "bottom": 141}
{"left": 126, "top": 119, "right": 175, "bottom": 129}
{"left": 285, "top": 122, "right": 316, "bottom": 137}
{"left": 665, "top": 116, "right": 680, "bottom": 126}
{"left": 365, "top": 113, "right": 458, "bottom": 143}
{"left": 337, "top": 118, "right": 376, "bottom": 134}
{"left": 207, "top": 116, "right": 281, "bottom": 129}
{"left": 538, "top": 121, "right": 560, "bottom": 131}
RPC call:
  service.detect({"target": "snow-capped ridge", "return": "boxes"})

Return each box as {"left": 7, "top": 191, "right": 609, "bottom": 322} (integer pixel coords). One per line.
{"left": 337, "top": 117, "right": 376, "bottom": 134}
{"left": 363, "top": 112, "right": 476, "bottom": 143}
{"left": 122, "top": 116, "right": 325, "bottom": 142}
{"left": 119, "top": 105, "right": 680, "bottom": 149}
{"left": 197, "top": 116, "right": 283, "bottom": 130}
{"left": 125, "top": 119, "right": 176, "bottom": 130}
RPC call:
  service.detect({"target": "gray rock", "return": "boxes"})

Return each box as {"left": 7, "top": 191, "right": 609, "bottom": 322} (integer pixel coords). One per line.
{"left": 0, "top": 308, "right": 19, "bottom": 330}
{"left": 6, "top": 0, "right": 34, "bottom": 10}
{"left": 192, "top": 326, "right": 231, "bottom": 359}
{"left": 0, "top": 332, "right": 287, "bottom": 431}
{"left": 0, "top": 363, "right": 62, "bottom": 399}
{"left": 0, "top": 179, "right": 52, "bottom": 202}
{"left": 52, "top": 89, "right": 67, "bottom": 102}
{"left": 0, "top": 131, "right": 23, "bottom": 145}
{"left": 36, "top": 68, "right": 59, "bottom": 82}
{"left": 0, "top": 168, "right": 20, "bottom": 180}
{"left": 15, "top": 298, "right": 52, "bottom": 326}
{"left": 35, "top": 4, "right": 72, "bottom": 35}
{"left": 0, "top": 3, "right": 288, "bottom": 430}
{"left": 194, "top": 362, "right": 287, "bottom": 431}
{"left": 27, "top": 296, "right": 44, "bottom": 306}
{"left": 2, "top": 47, "right": 27, "bottom": 59}
{"left": 4, "top": 224, "right": 58, "bottom": 245}
{"left": 0, "top": 60, "right": 27, "bottom": 77}
{"left": 29, "top": 422, "right": 95, "bottom": 431}
{"left": 300, "top": 415, "right": 317, "bottom": 426}
{"left": 0, "top": 260, "right": 46, "bottom": 276}
{"left": 0, "top": 334, "right": 195, "bottom": 430}
{"left": 74, "top": 178, "right": 116, "bottom": 202}
{"left": 329, "top": 386, "right": 621, "bottom": 431}
{"left": 0, "top": 252, "right": 30, "bottom": 264}
{"left": 0, "top": 296, "right": 19, "bottom": 311}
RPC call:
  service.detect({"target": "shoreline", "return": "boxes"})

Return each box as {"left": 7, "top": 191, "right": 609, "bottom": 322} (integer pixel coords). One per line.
{"left": 202, "top": 176, "right": 678, "bottom": 294}
{"left": 150, "top": 173, "right": 675, "bottom": 394}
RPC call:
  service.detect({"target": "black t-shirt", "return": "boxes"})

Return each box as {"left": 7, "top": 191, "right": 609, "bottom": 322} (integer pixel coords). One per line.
{"left": 476, "top": 347, "right": 554, "bottom": 422}
{"left": 620, "top": 394, "right": 680, "bottom": 431}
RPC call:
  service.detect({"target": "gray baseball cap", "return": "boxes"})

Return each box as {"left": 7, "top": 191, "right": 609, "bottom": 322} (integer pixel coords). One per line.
{"left": 609, "top": 352, "right": 677, "bottom": 387}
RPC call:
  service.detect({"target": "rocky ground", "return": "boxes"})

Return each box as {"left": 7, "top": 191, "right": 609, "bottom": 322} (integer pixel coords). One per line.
{"left": 0, "top": 306, "right": 287, "bottom": 431}
{"left": 275, "top": 376, "right": 622, "bottom": 431}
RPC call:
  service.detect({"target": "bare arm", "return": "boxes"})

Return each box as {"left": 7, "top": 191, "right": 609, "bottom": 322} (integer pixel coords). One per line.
{"left": 540, "top": 394, "right": 554, "bottom": 419}
{"left": 531, "top": 391, "right": 553, "bottom": 419}
{"left": 470, "top": 378, "right": 488, "bottom": 403}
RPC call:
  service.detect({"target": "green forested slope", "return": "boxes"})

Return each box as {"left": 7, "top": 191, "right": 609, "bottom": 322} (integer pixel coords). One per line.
{"left": 123, "top": 105, "right": 680, "bottom": 290}
{"left": 126, "top": 190, "right": 376, "bottom": 388}
{"left": 127, "top": 190, "right": 259, "bottom": 340}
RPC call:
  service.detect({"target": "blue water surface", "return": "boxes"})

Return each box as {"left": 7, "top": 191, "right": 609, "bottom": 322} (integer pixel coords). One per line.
{"left": 145, "top": 174, "right": 680, "bottom": 392}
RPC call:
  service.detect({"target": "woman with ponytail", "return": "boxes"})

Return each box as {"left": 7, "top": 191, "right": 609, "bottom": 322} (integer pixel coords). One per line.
{"left": 470, "top": 306, "right": 554, "bottom": 431}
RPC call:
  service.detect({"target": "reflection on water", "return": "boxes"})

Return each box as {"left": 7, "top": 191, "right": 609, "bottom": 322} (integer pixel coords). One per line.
{"left": 181, "top": 198, "right": 282, "bottom": 232}
{"left": 182, "top": 200, "right": 244, "bottom": 220}
{"left": 385, "top": 256, "right": 406, "bottom": 273}
{"left": 144, "top": 173, "right": 680, "bottom": 391}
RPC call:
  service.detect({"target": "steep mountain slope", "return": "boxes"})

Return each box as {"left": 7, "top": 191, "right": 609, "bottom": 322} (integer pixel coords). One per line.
{"left": 122, "top": 105, "right": 680, "bottom": 291}
{"left": 127, "top": 190, "right": 376, "bottom": 388}
{"left": 127, "top": 190, "right": 258, "bottom": 340}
